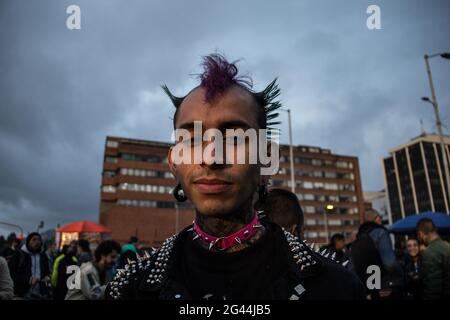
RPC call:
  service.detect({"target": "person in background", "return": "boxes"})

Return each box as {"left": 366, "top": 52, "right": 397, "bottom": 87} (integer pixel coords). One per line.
{"left": 6, "top": 232, "right": 51, "bottom": 299}
{"left": 117, "top": 236, "right": 139, "bottom": 269}
{"left": 321, "top": 234, "right": 347, "bottom": 263}
{"left": 350, "top": 210, "right": 404, "bottom": 299}
{"left": 44, "top": 241, "right": 56, "bottom": 277}
{"left": 0, "top": 256, "right": 14, "bottom": 300}
{"left": 403, "top": 238, "right": 421, "bottom": 300}
{"left": 122, "top": 236, "right": 139, "bottom": 255}
{"left": 77, "top": 239, "right": 93, "bottom": 265}
{"left": 254, "top": 188, "right": 304, "bottom": 239}
{"left": 1, "top": 233, "right": 21, "bottom": 264}
{"left": 0, "top": 236, "right": 7, "bottom": 253}
{"left": 66, "top": 240, "right": 121, "bottom": 300}
{"left": 416, "top": 218, "right": 450, "bottom": 300}
{"left": 52, "top": 245, "right": 78, "bottom": 300}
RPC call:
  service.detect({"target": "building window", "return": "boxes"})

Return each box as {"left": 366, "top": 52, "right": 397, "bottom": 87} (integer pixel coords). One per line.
{"left": 313, "top": 171, "right": 323, "bottom": 178}
{"left": 103, "top": 171, "right": 116, "bottom": 177}
{"left": 164, "top": 172, "right": 173, "bottom": 178}
{"left": 106, "top": 140, "right": 119, "bottom": 148}
{"left": 324, "top": 160, "right": 334, "bottom": 167}
{"left": 303, "top": 181, "right": 313, "bottom": 189}
{"left": 328, "top": 219, "right": 342, "bottom": 226}
{"left": 336, "top": 161, "right": 349, "bottom": 169}
{"left": 102, "top": 185, "right": 116, "bottom": 193}
{"left": 305, "top": 219, "right": 316, "bottom": 226}
{"left": 304, "top": 194, "right": 315, "bottom": 201}
{"left": 325, "top": 183, "right": 338, "bottom": 190}
{"left": 105, "top": 156, "right": 118, "bottom": 164}
{"left": 147, "top": 155, "right": 161, "bottom": 163}
{"left": 339, "top": 184, "right": 355, "bottom": 192}
{"left": 304, "top": 206, "right": 315, "bottom": 213}
{"left": 314, "top": 182, "right": 324, "bottom": 189}
{"left": 324, "top": 171, "right": 337, "bottom": 179}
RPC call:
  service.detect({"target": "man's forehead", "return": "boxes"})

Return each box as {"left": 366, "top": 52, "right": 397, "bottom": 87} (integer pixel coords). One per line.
{"left": 175, "top": 86, "right": 259, "bottom": 130}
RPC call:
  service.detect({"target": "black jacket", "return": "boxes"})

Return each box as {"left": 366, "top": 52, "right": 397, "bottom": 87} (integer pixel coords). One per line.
{"left": 106, "top": 222, "right": 365, "bottom": 300}
{"left": 6, "top": 248, "right": 50, "bottom": 297}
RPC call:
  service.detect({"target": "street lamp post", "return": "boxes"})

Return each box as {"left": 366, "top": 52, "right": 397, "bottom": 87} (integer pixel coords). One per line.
{"left": 423, "top": 52, "right": 450, "bottom": 210}
{"left": 0, "top": 221, "right": 24, "bottom": 237}
{"left": 280, "top": 108, "right": 295, "bottom": 194}
{"left": 323, "top": 204, "right": 334, "bottom": 244}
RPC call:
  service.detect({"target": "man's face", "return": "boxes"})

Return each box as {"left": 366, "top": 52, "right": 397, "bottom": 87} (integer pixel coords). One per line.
{"left": 103, "top": 250, "right": 119, "bottom": 269}
{"left": 417, "top": 230, "right": 426, "bottom": 244}
{"left": 406, "top": 239, "right": 419, "bottom": 257}
{"left": 169, "top": 86, "right": 263, "bottom": 217}
{"left": 334, "top": 239, "right": 345, "bottom": 251}
{"left": 374, "top": 215, "right": 383, "bottom": 225}
{"left": 29, "top": 235, "right": 42, "bottom": 251}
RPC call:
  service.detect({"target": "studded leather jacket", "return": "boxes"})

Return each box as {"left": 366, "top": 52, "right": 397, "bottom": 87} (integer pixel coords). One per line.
{"left": 106, "top": 221, "right": 365, "bottom": 300}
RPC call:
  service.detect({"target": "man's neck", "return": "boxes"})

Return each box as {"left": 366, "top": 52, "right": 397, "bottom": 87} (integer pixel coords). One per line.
{"left": 427, "top": 233, "right": 439, "bottom": 244}
{"left": 195, "top": 206, "right": 254, "bottom": 237}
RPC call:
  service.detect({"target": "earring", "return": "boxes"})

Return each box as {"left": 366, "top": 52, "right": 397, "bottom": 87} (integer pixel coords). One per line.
{"left": 172, "top": 183, "right": 187, "bottom": 202}
{"left": 258, "top": 183, "right": 268, "bottom": 203}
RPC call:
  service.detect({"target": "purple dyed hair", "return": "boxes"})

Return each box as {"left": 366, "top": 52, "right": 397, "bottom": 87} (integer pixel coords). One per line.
{"left": 162, "top": 54, "right": 282, "bottom": 134}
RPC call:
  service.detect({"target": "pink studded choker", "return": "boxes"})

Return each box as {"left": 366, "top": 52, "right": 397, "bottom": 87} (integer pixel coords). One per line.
{"left": 192, "top": 213, "right": 262, "bottom": 250}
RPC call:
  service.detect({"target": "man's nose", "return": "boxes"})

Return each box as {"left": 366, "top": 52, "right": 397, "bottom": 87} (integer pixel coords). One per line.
{"left": 201, "top": 140, "right": 225, "bottom": 168}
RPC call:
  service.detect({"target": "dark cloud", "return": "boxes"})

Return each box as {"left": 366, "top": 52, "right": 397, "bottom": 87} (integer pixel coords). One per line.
{"left": 0, "top": 0, "right": 449, "bottom": 234}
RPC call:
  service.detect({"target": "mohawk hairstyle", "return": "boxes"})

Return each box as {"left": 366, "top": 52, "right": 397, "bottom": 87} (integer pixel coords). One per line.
{"left": 162, "top": 54, "right": 283, "bottom": 137}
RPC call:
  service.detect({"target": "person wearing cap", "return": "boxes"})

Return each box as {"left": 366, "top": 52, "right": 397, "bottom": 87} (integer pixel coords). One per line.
{"left": 350, "top": 210, "right": 404, "bottom": 299}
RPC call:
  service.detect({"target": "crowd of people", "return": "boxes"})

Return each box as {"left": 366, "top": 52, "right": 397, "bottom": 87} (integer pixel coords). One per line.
{"left": 0, "top": 196, "right": 449, "bottom": 301}
{"left": 0, "top": 233, "right": 146, "bottom": 300}
{"left": 260, "top": 188, "right": 450, "bottom": 300}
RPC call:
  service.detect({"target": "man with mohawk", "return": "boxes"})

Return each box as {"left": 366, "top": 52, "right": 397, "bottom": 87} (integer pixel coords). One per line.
{"left": 106, "top": 54, "right": 364, "bottom": 300}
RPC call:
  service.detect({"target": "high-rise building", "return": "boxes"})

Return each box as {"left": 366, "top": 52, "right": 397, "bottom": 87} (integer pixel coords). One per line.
{"left": 100, "top": 137, "right": 365, "bottom": 246}
{"left": 276, "top": 145, "right": 365, "bottom": 244}
{"left": 382, "top": 133, "right": 450, "bottom": 223}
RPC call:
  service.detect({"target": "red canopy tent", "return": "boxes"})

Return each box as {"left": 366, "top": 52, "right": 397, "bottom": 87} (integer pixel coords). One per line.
{"left": 56, "top": 221, "right": 111, "bottom": 249}
{"left": 57, "top": 221, "right": 111, "bottom": 233}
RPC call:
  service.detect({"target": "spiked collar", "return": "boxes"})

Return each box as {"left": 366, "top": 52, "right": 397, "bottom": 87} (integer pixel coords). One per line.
{"left": 192, "top": 213, "right": 261, "bottom": 251}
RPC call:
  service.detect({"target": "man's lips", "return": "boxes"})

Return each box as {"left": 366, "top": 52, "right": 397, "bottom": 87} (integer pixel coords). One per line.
{"left": 193, "top": 178, "right": 232, "bottom": 193}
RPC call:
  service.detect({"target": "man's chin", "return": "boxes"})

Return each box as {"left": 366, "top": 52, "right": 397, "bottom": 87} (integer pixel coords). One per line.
{"left": 194, "top": 199, "right": 235, "bottom": 217}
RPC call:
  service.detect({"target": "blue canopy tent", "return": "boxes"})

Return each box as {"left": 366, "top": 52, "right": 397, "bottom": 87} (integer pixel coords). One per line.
{"left": 388, "top": 211, "right": 450, "bottom": 235}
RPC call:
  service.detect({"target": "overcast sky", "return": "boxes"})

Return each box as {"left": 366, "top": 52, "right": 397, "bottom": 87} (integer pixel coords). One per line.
{"left": 0, "top": 0, "right": 449, "bottom": 235}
